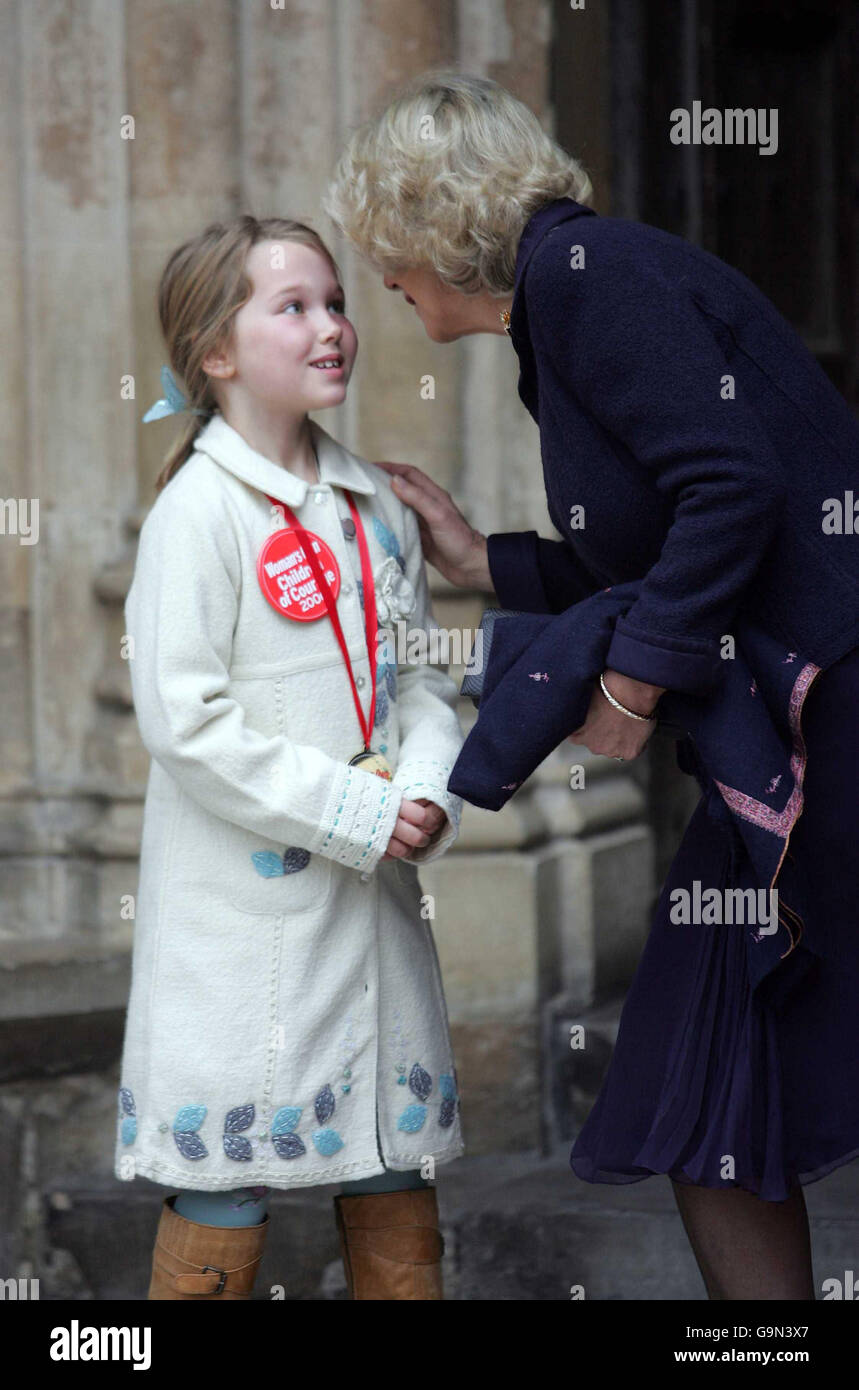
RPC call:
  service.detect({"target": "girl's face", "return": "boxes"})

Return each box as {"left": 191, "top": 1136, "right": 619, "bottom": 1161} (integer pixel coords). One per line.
{"left": 216, "top": 240, "right": 358, "bottom": 410}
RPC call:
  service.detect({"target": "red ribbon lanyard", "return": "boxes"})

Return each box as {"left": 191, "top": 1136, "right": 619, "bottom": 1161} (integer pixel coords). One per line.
{"left": 264, "top": 490, "right": 378, "bottom": 752}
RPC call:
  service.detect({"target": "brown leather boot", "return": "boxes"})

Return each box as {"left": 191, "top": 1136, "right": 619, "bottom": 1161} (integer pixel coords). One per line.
{"left": 147, "top": 1194, "right": 269, "bottom": 1300}
{"left": 333, "top": 1186, "right": 445, "bottom": 1300}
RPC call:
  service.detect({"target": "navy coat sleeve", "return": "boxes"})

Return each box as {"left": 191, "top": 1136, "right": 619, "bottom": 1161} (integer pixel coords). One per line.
{"left": 486, "top": 528, "right": 603, "bottom": 613}
{"left": 525, "top": 237, "right": 789, "bottom": 695}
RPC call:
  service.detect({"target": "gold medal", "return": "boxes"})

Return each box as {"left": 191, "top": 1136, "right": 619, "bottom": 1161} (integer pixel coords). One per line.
{"left": 348, "top": 748, "right": 393, "bottom": 780}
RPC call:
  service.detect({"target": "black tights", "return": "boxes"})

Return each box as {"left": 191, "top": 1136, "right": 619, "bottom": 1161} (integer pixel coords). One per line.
{"left": 671, "top": 1177, "right": 815, "bottom": 1300}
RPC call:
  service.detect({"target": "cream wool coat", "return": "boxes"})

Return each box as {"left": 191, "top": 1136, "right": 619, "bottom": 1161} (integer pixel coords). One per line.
{"left": 113, "top": 413, "right": 466, "bottom": 1191}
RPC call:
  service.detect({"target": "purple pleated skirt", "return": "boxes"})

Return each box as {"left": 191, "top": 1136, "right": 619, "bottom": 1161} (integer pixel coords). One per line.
{"left": 570, "top": 643, "right": 859, "bottom": 1203}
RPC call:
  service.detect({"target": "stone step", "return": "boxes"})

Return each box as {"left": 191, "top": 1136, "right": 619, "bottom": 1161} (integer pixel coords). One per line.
{"left": 30, "top": 1145, "right": 859, "bottom": 1300}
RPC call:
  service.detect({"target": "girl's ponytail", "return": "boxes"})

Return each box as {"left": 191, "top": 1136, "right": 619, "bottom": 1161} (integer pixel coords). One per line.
{"left": 151, "top": 214, "right": 341, "bottom": 494}
{"left": 155, "top": 415, "right": 210, "bottom": 493}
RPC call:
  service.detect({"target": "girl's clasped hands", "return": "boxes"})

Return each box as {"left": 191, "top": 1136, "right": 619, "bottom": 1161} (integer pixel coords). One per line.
{"left": 381, "top": 796, "right": 447, "bottom": 860}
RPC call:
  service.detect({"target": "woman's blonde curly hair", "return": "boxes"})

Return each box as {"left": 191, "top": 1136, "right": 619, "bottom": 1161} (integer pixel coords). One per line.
{"left": 321, "top": 68, "right": 593, "bottom": 298}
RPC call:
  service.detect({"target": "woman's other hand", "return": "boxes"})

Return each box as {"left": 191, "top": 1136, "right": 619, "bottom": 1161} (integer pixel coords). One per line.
{"left": 567, "top": 669, "right": 664, "bottom": 760}
{"left": 373, "top": 460, "right": 491, "bottom": 590}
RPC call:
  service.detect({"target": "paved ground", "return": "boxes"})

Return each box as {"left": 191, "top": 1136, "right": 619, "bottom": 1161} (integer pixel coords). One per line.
{"left": 41, "top": 1142, "right": 859, "bottom": 1300}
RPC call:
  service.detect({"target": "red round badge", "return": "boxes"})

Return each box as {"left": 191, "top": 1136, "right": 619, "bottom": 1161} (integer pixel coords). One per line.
{"left": 257, "top": 527, "right": 341, "bottom": 621}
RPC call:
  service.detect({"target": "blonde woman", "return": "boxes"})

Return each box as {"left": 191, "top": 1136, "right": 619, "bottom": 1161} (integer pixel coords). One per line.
{"left": 322, "top": 69, "right": 859, "bottom": 1301}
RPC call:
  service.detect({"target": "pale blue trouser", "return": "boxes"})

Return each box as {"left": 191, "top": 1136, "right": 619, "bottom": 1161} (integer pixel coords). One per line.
{"left": 173, "top": 1168, "right": 428, "bottom": 1227}
{"left": 173, "top": 1119, "right": 428, "bottom": 1227}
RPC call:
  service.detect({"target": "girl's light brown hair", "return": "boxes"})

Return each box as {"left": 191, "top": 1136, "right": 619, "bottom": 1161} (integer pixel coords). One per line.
{"left": 151, "top": 215, "right": 341, "bottom": 492}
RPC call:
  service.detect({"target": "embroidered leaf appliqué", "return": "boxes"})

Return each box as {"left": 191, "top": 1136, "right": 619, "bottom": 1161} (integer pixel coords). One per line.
{"left": 397, "top": 1104, "right": 427, "bottom": 1133}
{"left": 119, "top": 1087, "right": 137, "bottom": 1144}
{"left": 272, "top": 1106, "right": 302, "bottom": 1135}
{"left": 173, "top": 1105, "right": 206, "bottom": 1132}
{"left": 314, "top": 1084, "right": 336, "bottom": 1125}
{"left": 174, "top": 1131, "right": 208, "bottom": 1160}
{"left": 273, "top": 1132, "right": 306, "bottom": 1159}
{"left": 438, "top": 1074, "right": 457, "bottom": 1101}
{"left": 439, "top": 1099, "right": 457, "bottom": 1129}
{"left": 173, "top": 1104, "right": 208, "bottom": 1160}
{"left": 252, "top": 847, "right": 310, "bottom": 876}
{"left": 312, "top": 1128, "right": 344, "bottom": 1156}
{"left": 224, "top": 1105, "right": 255, "bottom": 1133}
{"left": 409, "top": 1063, "right": 432, "bottom": 1102}
{"left": 374, "top": 685, "right": 389, "bottom": 727}
{"left": 252, "top": 850, "right": 285, "bottom": 878}
{"left": 224, "top": 1134, "right": 254, "bottom": 1161}
{"left": 376, "top": 657, "right": 397, "bottom": 707}
{"left": 373, "top": 514, "right": 402, "bottom": 562}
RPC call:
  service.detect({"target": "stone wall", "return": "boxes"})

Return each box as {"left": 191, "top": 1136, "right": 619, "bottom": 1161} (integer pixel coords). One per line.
{"left": 0, "top": 0, "right": 693, "bottom": 1292}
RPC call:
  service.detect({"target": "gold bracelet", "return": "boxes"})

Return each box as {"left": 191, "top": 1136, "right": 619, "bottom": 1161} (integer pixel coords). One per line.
{"left": 599, "top": 672, "right": 657, "bottom": 723}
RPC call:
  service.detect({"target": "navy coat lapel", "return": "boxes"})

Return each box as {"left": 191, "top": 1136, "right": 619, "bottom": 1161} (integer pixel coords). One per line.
{"left": 508, "top": 198, "right": 597, "bottom": 411}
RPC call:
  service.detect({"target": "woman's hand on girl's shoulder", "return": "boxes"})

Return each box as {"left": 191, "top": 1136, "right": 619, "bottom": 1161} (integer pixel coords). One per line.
{"left": 373, "top": 460, "right": 491, "bottom": 591}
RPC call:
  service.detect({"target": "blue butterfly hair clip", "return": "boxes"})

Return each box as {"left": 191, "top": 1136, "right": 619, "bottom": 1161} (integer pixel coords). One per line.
{"left": 142, "top": 364, "right": 211, "bottom": 423}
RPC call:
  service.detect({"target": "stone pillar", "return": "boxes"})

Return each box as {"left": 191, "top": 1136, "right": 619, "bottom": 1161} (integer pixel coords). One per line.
{"left": 0, "top": 0, "right": 140, "bottom": 966}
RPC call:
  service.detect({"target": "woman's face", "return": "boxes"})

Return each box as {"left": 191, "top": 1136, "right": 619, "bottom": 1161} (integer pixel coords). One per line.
{"left": 382, "top": 265, "right": 491, "bottom": 342}
{"left": 214, "top": 240, "right": 358, "bottom": 410}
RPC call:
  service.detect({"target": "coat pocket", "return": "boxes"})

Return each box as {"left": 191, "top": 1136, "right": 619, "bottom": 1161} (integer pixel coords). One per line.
{"left": 212, "top": 815, "right": 333, "bottom": 918}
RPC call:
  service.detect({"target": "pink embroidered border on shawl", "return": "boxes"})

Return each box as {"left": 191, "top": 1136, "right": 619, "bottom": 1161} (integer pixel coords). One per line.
{"left": 712, "top": 660, "right": 822, "bottom": 959}
{"left": 712, "top": 662, "right": 822, "bottom": 836}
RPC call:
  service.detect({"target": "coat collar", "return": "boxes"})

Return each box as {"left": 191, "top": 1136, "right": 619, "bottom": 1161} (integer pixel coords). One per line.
{"left": 191, "top": 413, "right": 377, "bottom": 508}
{"left": 509, "top": 197, "right": 598, "bottom": 347}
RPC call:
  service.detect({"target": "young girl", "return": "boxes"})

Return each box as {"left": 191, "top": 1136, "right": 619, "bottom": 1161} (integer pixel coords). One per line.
{"left": 114, "top": 214, "right": 466, "bottom": 1301}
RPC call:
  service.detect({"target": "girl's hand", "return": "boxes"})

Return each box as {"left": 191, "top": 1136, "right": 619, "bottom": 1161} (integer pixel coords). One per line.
{"left": 567, "top": 669, "right": 663, "bottom": 760}
{"left": 381, "top": 796, "right": 448, "bottom": 860}
{"left": 372, "top": 460, "right": 491, "bottom": 591}
{"left": 412, "top": 797, "right": 447, "bottom": 841}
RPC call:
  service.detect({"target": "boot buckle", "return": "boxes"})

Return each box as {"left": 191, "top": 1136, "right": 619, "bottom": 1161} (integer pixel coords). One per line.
{"left": 201, "top": 1263, "right": 228, "bottom": 1294}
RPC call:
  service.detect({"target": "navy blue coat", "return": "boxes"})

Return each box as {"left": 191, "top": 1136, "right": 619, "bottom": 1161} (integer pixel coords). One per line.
{"left": 486, "top": 197, "right": 859, "bottom": 696}
{"left": 448, "top": 197, "right": 859, "bottom": 994}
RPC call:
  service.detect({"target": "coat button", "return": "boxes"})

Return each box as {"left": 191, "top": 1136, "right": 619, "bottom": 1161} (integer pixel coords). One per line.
{"left": 342, "top": 583, "right": 352, "bottom": 596}
{"left": 356, "top": 675, "right": 365, "bottom": 688}
{"left": 341, "top": 517, "right": 356, "bottom": 539}
{"left": 313, "top": 491, "right": 326, "bottom": 504}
